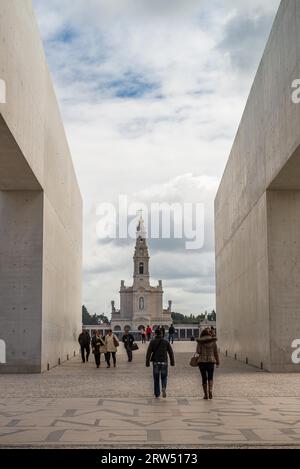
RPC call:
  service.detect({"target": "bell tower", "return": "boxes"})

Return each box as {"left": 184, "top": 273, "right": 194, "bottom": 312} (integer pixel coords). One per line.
{"left": 133, "top": 214, "right": 150, "bottom": 288}
{"left": 112, "top": 212, "right": 172, "bottom": 331}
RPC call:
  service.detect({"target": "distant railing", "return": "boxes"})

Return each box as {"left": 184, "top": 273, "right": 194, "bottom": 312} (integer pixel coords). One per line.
{"left": 82, "top": 325, "right": 203, "bottom": 341}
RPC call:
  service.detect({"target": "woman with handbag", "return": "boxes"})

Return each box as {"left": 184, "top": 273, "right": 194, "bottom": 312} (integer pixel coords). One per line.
{"left": 196, "top": 329, "right": 220, "bottom": 400}
{"left": 104, "top": 329, "right": 119, "bottom": 368}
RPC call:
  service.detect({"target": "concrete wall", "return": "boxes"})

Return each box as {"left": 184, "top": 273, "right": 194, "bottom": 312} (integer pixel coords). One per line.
{"left": 267, "top": 191, "right": 300, "bottom": 371}
{"left": 216, "top": 193, "right": 271, "bottom": 369}
{"left": 215, "top": 0, "right": 300, "bottom": 371}
{"left": 0, "top": 0, "right": 82, "bottom": 373}
{"left": 0, "top": 191, "right": 43, "bottom": 372}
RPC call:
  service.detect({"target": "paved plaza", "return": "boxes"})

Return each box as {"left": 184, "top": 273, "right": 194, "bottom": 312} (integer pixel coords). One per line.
{"left": 1, "top": 343, "right": 300, "bottom": 448}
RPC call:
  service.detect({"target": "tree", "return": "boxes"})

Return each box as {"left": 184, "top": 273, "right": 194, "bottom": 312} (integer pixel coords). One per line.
{"left": 171, "top": 311, "right": 214, "bottom": 325}
{"left": 207, "top": 310, "right": 216, "bottom": 321}
{"left": 82, "top": 306, "right": 110, "bottom": 325}
{"left": 171, "top": 312, "right": 201, "bottom": 325}
{"left": 98, "top": 314, "right": 110, "bottom": 324}
{"left": 82, "top": 305, "right": 91, "bottom": 324}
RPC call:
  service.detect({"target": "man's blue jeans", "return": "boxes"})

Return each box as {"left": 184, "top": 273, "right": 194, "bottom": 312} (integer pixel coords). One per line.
{"left": 153, "top": 363, "right": 168, "bottom": 397}
{"left": 168, "top": 334, "right": 174, "bottom": 344}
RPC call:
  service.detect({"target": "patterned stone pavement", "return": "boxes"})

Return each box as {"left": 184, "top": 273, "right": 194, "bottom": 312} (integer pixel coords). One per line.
{"left": 1, "top": 397, "right": 300, "bottom": 447}
{"left": 1, "top": 343, "right": 300, "bottom": 448}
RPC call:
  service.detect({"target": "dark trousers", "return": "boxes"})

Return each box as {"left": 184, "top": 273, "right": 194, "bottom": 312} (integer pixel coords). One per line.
{"left": 168, "top": 334, "right": 174, "bottom": 344}
{"left": 94, "top": 352, "right": 101, "bottom": 367}
{"left": 147, "top": 334, "right": 151, "bottom": 341}
{"left": 153, "top": 363, "right": 168, "bottom": 397}
{"left": 105, "top": 352, "right": 116, "bottom": 367}
{"left": 199, "top": 363, "right": 215, "bottom": 385}
{"left": 141, "top": 335, "right": 146, "bottom": 344}
{"left": 125, "top": 347, "right": 133, "bottom": 362}
{"left": 80, "top": 345, "right": 90, "bottom": 363}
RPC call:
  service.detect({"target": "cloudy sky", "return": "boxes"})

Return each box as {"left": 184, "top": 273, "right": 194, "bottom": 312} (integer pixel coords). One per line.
{"left": 32, "top": 0, "right": 280, "bottom": 317}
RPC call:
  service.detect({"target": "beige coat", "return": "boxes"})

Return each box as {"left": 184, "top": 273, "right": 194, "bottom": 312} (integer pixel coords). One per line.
{"left": 105, "top": 334, "right": 119, "bottom": 353}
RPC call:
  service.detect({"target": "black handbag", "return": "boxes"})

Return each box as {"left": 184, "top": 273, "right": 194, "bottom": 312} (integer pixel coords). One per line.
{"left": 131, "top": 343, "right": 139, "bottom": 351}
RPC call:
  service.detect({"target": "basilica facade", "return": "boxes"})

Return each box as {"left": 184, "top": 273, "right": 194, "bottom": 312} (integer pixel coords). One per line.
{"left": 111, "top": 217, "right": 172, "bottom": 332}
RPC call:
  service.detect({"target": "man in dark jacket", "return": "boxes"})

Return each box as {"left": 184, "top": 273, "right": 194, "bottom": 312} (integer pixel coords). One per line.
{"left": 122, "top": 329, "right": 135, "bottom": 362}
{"left": 78, "top": 329, "right": 91, "bottom": 363}
{"left": 168, "top": 324, "right": 175, "bottom": 344}
{"left": 146, "top": 328, "right": 175, "bottom": 398}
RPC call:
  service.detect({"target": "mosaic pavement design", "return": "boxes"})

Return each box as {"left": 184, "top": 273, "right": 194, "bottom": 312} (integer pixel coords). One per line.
{"left": 1, "top": 397, "right": 300, "bottom": 447}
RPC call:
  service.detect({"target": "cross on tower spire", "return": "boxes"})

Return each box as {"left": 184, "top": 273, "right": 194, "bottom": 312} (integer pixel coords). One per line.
{"left": 136, "top": 210, "right": 147, "bottom": 239}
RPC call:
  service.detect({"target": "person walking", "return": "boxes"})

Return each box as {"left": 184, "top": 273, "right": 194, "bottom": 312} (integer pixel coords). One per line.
{"left": 140, "top": 327, "right": 146, "bottom": 344}
{"left": 168, "top": 324, "right": 175, "bottom": 344}
{"left": 78, "top": 329, "right": 90, "bottom": 363}
{"left": 105, "top": 329, "right": 119, "bottom": 368}
{"left": 146, "top": 328, "right": 175, "bottom": 399}
{"left": 161, "top": 326, "right": 166, "bottom": 338}
{"left": 91, "top": 330, "right": 106, "bottom": 368}
{"left": 122, "top": 329, "right": 135, "bottom": 362}
{"left": 146, "top": 325, "right": 152, "bottom": 342}
{"left": 196, "top": 329, "right": 220, "bottom": 400}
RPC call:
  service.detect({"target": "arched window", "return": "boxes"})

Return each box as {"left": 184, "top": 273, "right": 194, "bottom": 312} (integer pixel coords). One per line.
{"left": 114, "top": 325, "right": 122, "bottom": 332}
{"left": 139, "top": 297, "right": 144, "bottom": 311}
{"left": 139, "top": 262, "right": 144, "bottom": 274}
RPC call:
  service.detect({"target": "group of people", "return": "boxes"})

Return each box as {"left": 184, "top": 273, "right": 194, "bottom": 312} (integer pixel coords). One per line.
{"left": 78, "top": 325, "right": 219, "bottom": 400}
{"left": 142, "top": 324, "right": 176, "bottom": 343}
{"left": 145, "top": 326, "right": 219, "bottom": 399}
{"left": 78, "top": 328, "right": 138, "bottom": 368}
{"left": 78, "top": 329, "right": 119, "bottom": 368}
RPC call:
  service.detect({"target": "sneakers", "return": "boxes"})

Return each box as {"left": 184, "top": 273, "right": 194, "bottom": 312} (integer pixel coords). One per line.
{"left": 162, "top": 387, "right": 167, "bottom": 398}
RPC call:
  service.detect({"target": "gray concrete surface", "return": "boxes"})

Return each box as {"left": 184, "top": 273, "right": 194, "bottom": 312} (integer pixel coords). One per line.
{"left": 215, "top": 0, "right": 300, "bottom": 371}
{"left": 0, "top": 0, "right": 82, "bottom": 373}
{"left": 1, "top": 343, "right": 300, "bottom": 448}
{"left": 1, "top": 342, "right": 300, "bottom": 398}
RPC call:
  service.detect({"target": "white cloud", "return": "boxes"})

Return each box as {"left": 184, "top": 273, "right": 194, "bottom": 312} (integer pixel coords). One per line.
{"left": 32, "top": 0, "right": 280, "bottom": 316}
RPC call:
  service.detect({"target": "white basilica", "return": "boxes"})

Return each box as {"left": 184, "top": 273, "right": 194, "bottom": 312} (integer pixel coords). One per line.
{"left": 111, "top": 216, "right": 172, "bottom": 332}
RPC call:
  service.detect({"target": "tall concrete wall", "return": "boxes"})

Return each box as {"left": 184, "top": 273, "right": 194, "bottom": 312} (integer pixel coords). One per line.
{"left": 0, "top": 0, "right": 82, "bottom": 373}
{"left": 215, "top": 0, "right": 300, "bottom": 372}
